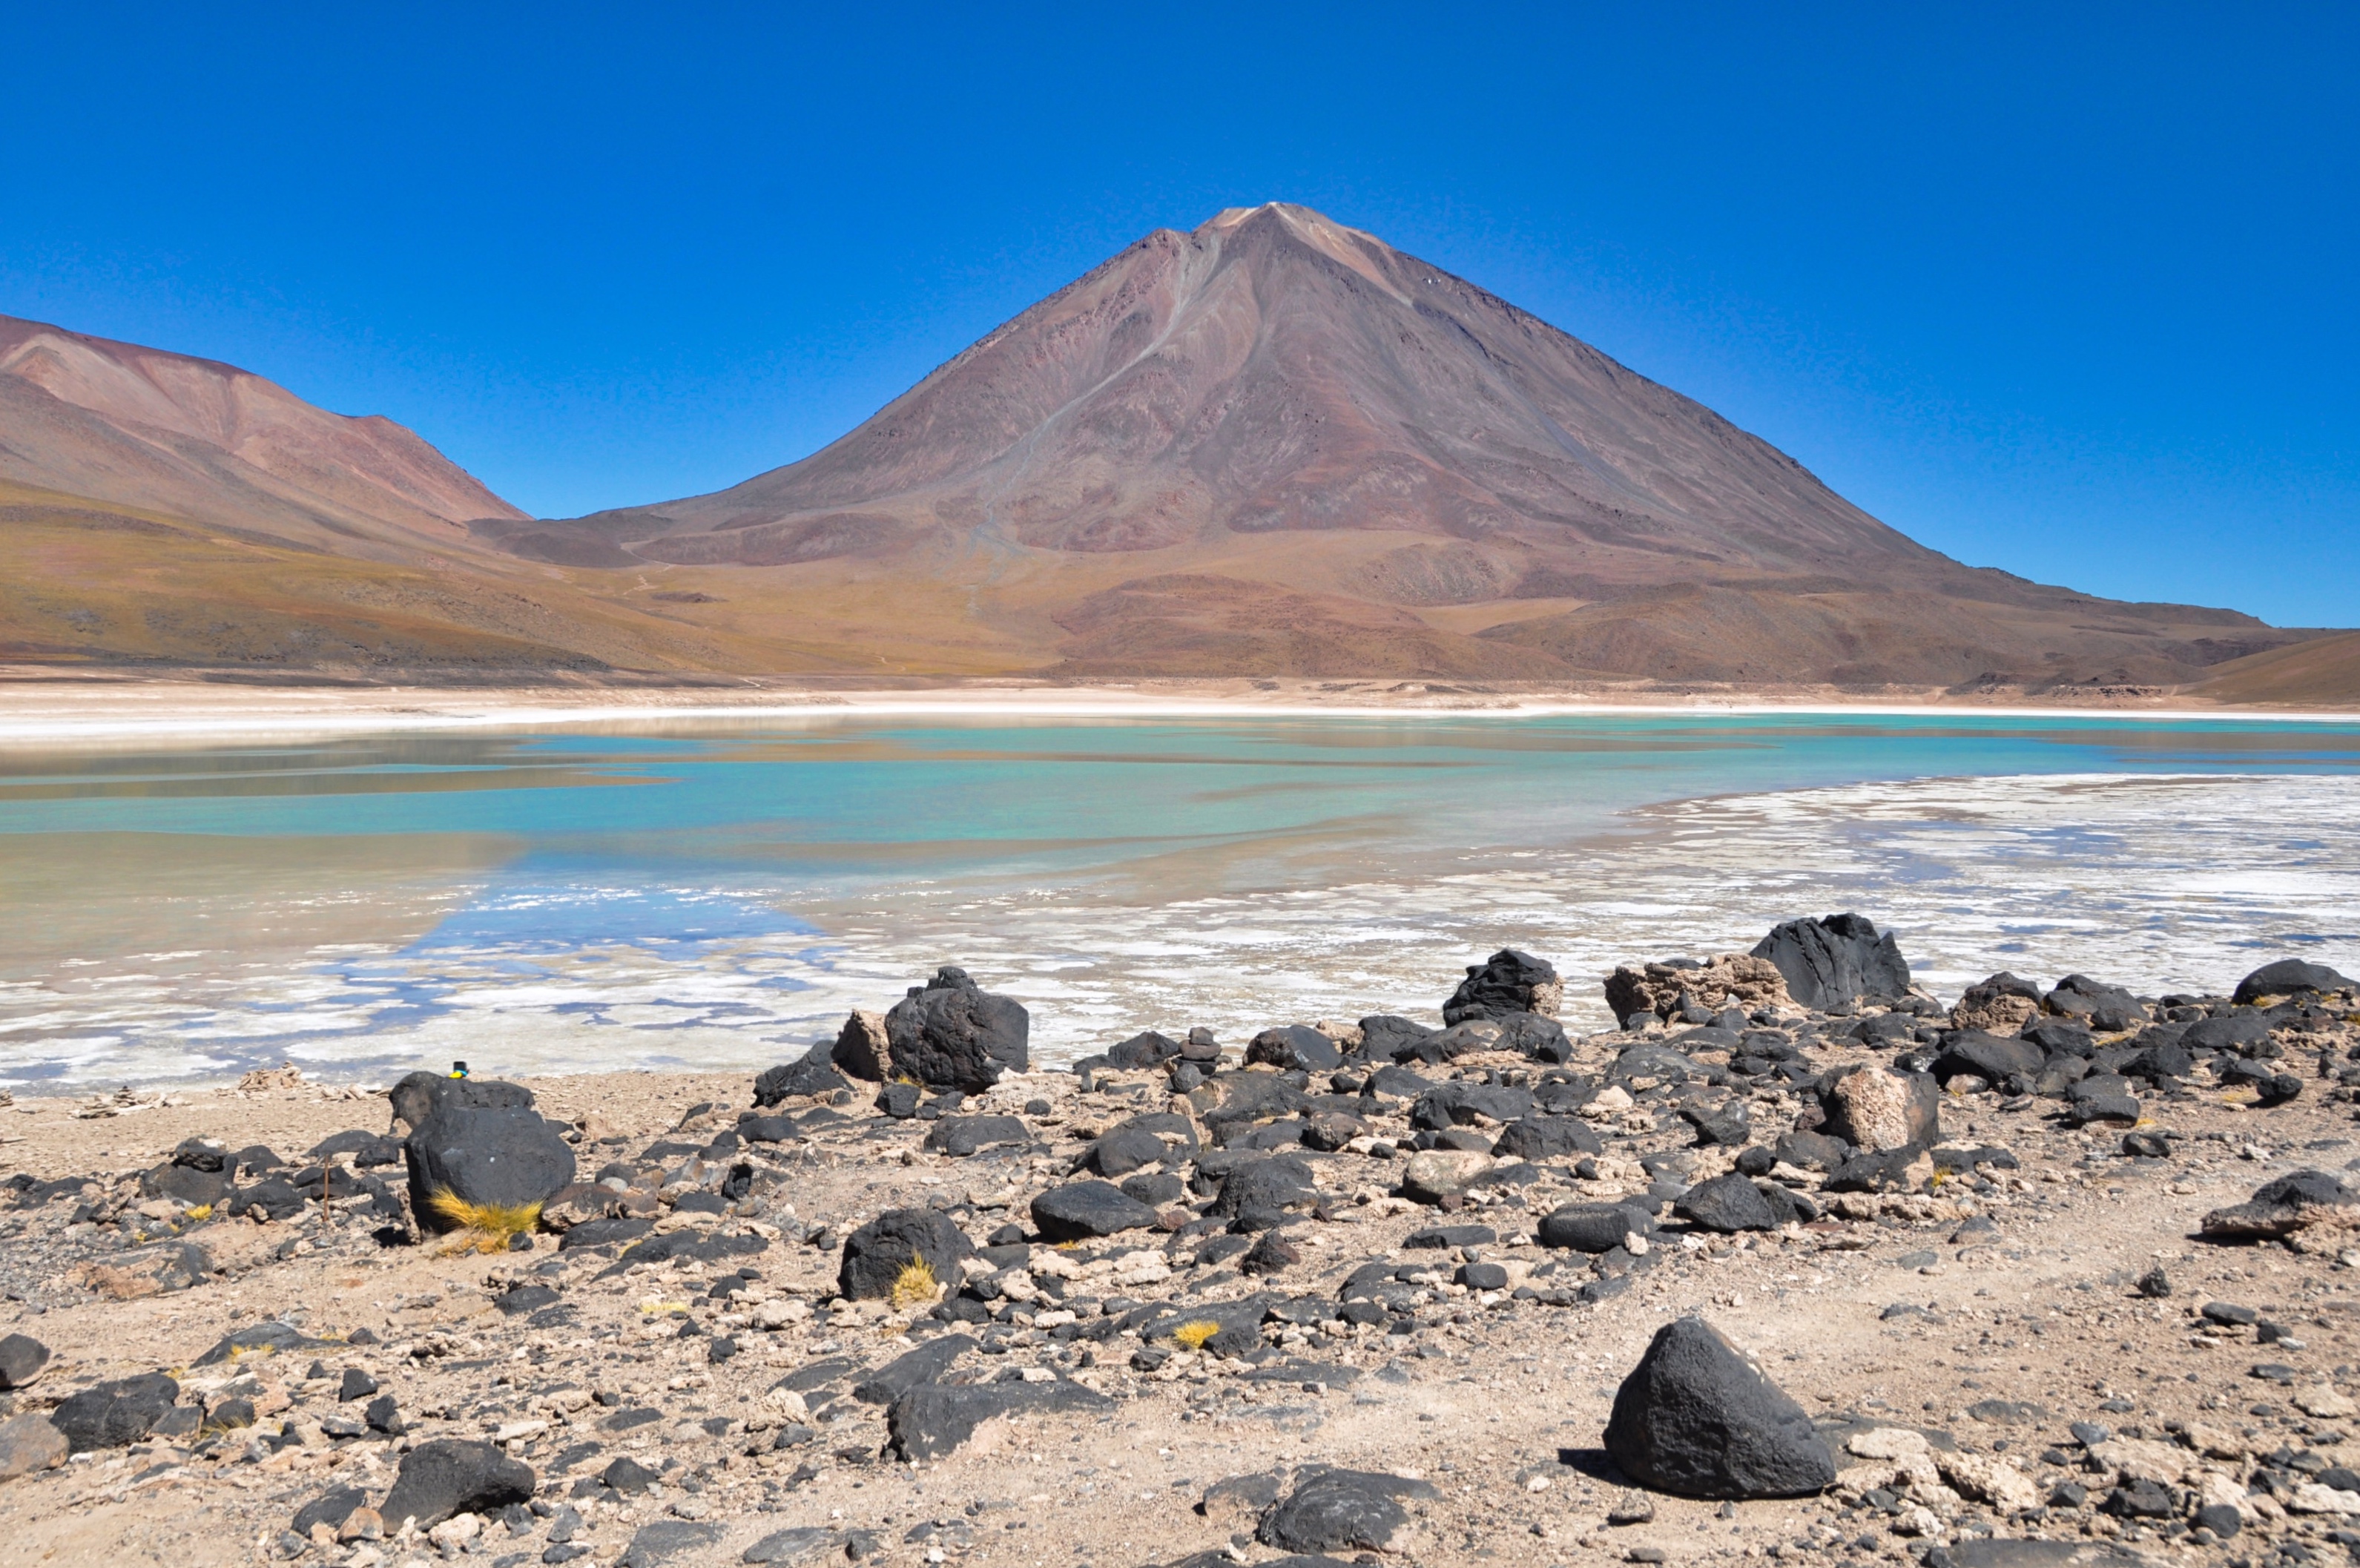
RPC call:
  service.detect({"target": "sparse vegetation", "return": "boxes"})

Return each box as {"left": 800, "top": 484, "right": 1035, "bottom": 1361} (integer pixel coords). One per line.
{"left": 1170, "top": 1319, "right": 1221, "bottom": 1350}
{"left": 424, "top": 1188, "right": 542, "bottom": 1252}
{"left": 889, "top": 1255, "right": 940, "bottom": 1310}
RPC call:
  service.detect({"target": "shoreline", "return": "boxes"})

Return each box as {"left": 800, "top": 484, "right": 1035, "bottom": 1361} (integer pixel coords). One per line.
{"left": 0, "top": 946, "right": 2355, "bottom": 1564}
{"left": 1, "top": 669, "right": 2358, "bottom": 745}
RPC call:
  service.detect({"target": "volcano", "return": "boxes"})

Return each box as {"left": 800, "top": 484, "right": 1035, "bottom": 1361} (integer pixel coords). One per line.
{"left": 505, "top": 202, "right": 2315, "bottom": 688}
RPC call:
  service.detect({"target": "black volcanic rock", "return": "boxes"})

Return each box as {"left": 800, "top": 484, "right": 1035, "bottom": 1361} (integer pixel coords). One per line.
{"left": 2235, "top": 958, "right": 2355, "bottom": 1004}
{"left": 1605, "top": 1318, "right": 1834, "bottom": 1498}
{"left": 1444, "top": 949, "right": 1564, "bottom": 1024}
{"left": 1750, "top": 915, "right": 1910, "bottom": 1011}
{"left": 885, "top": 967, "right": 1029, "bottom": 1091}
{"left": 404, "top": 1105, "right": 576, "bottom": 1228}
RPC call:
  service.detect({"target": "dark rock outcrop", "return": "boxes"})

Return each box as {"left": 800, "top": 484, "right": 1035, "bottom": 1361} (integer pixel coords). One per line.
{"left": 48, "top": 1373, "right": 179, "bottom": 1452}
{"left": 1032, "top": 1180, "right": 1159, "bottom": 1241}
{"left": 404, "top": 1105, "right": 576, "bottom": 1228}
{"left": 884, "top": 1379, "right": 1107, "bottom": 1460}
{"left": 838, "top": 1208, "right": 972, "bottom": 1300}
{"left": 885, "top": 967, "right": 1029, "bottom": 1091}
{"left": 1257, "top": 1468, "right": 1440, "bottom": 1555}
{"left": 1604, "top": 1318, "right": 1836, "bottom": 1498}
{"left": 1246, "top": 1027, "right": 1344, "bottom": 1073}
{"left": 1443, "top": 949, "right": 1563, "bottom": 1024}
{"left": 379, "top": 1438, "right": 535, "bottom": 1532}
{"left": 2235, "top": 958, "right": 2356, "bottom": 1005}
{"left": 752, "top": 1046, "right": 851, "bottom": 1106}
{"left": 2201, "top": 1169, "right": 2360, "bottom": 1240}
{"left": 0, "top": 1334, "right": 50, "bottom": 1390}
{"left": 1750, "top": 914, "right": 1911, "bottom": 1011}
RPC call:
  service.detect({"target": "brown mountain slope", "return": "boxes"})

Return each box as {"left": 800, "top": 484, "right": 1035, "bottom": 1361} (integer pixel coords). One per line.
{"left": 0, "top": 317, "right": 905, "bottom": 675}
{"left": 0, "top": 314, "right": 524, "bottom": 559}
{"left": 512, "top": 202, "right": 2333, "bottom": 689}
{"left": 2191, "top": 630, "right": 2360, "bottom": 708}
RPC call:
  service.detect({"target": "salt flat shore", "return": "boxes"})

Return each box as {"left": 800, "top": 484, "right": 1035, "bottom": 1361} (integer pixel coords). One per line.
{"left": 0, "top": 667, "right": 2350, "bottom": 746}
{"left": 0, "top": 934, "right": 2357, "bottom": 1567}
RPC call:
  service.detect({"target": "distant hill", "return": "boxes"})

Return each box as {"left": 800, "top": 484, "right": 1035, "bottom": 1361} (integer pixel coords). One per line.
{"left": 0, "top": 316, "right": 782, "bottom": 673}
{"left": 0, "top": 211, "right": 2344, "bottom": 694}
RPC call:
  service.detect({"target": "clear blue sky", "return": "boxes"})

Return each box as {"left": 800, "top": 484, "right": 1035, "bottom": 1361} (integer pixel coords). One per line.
{"left": 5, "top": 5, "right": 2354, "bottom": 626}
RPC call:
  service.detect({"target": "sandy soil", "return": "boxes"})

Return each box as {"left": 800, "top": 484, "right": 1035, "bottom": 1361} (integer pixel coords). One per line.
{"left": 0, "top": 667, "right": 2352, "bottom": 748}
{"left": 0, "top": 985, "right": 2355, "bottom": 1568}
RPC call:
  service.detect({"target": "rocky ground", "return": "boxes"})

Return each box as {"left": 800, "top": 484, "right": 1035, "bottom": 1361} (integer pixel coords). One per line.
{"left": 2, "top": 929, "right": 2359, "bottom": 1568}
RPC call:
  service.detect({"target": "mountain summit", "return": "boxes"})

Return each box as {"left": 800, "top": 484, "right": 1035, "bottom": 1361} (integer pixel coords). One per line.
{"left": 501, "top": 203, "right": 2305, "bottom": 686}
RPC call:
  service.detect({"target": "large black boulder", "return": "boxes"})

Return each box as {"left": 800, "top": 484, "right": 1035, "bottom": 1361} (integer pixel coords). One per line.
{"left": 885, "top": 967, "right": 1029, "bottom": 1091}
{"left": 379, "top": 1438, "right": 535, "bottom": 1532}
{"left": 48, "top": 1373, "right": 179, "bottom": 1452}
{"left": 1443, "top": 949, "right": 1563, "bottom": 1024}
{"left": 1032, "top": 1180, "right": 1158, "bottom": 1241}
{"left": 2235, "top": 958, "right": 2356, "bottom": 1005}
{"left": 1750, "top": 914, "right": 1911, "bottom": 1011}
{"left": 387, "top": 1070, "right": 533, "bottom": 1130}
{"left": 403, "top": 1105, "right": 576, "bottom": 1229}
{"left": 1257, "top": 1468, "right": 1440, "bottom": 1554}
{"left": 838, "top": 1208, "right": 972, "bottom": 1300}
{"left": 1603, "top": 1317, "right": 1836, "bottom": 1498}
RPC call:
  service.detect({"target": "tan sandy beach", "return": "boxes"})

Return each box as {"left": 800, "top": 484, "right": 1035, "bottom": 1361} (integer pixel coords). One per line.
{"left": 0, "top": 667, "right": 2353, "bottom": 748}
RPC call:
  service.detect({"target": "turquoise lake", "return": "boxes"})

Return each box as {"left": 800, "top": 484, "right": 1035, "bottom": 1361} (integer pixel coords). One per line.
{"left": 2, "top": 711, "right": 2357, "bottom": 1089}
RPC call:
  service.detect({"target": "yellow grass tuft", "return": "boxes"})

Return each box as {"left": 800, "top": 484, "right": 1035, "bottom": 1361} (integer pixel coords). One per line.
{"left": 184, "top": 1204, "right": 213, "bottom": 1222}
{"left": 889, "top": 1256, "right": 941, "bottom": 1311}
{"left": 1170, "top": 1320, "right": 1222, "bottom": 1351}
{"left": 426, "top": 1189, "right": 542, "bottom": 1253}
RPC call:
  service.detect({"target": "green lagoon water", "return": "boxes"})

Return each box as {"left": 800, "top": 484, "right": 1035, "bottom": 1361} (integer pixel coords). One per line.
{"left": 2, "top": 711, "right": 2357, "bottom": 1087}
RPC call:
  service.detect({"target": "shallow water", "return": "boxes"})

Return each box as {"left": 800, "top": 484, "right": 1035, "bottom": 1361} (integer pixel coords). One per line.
{"left": 2, "top": 713, "right": 2357, "bottom": 1088}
